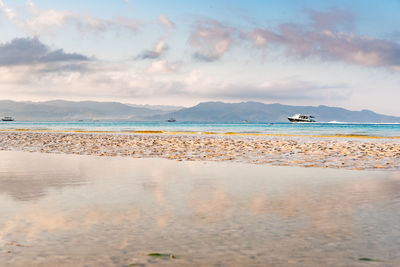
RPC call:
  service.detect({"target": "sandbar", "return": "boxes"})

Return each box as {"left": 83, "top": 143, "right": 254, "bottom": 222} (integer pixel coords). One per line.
{"left": 0, "top": 131, "right": 399, "bottom": 170}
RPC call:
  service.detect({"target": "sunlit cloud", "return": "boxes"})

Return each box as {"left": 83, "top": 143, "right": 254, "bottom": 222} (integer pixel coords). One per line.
{"left": 147, "top": 59, "right": 178, "bottom": 74}
{"left": 0, "top": 0, "right": 16, "bottom": 20}
{"left": 159, "top": 14, "right": 175, "bottom": 29}
{"left": 135, "top": 40, "right": 168, "bottom": 60}
{"left": 244, "top": 9, "right": 400, "bottom": 70}
{"left": 0, "top": 0, "right": 141, "bottom": 35}
{"left": 189, "top": 19, "right": 236, "bottom": 62}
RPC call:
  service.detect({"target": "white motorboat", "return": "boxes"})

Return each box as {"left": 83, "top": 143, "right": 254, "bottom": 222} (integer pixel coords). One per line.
{"left": 288, "top": 114, "right": 315, "bottom": 123}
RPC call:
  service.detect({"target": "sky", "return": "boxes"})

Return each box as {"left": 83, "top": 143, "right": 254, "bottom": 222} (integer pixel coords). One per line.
{"left": 0, "top": 0, "right": 400, "bottom": 115}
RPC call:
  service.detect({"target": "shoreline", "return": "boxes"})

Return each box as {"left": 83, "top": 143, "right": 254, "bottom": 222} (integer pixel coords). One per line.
{"left": 0, "top": 130, "right": 399, "bottom": 171}
{"left": 1, "top": 128, "right": 400, "bottom": 139}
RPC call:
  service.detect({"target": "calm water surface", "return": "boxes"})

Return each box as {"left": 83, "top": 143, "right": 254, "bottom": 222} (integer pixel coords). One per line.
{"left": 1, "top": 151, "right": 400, "bottom": 266}
{"left": 1, "top": 121, "right": 400, "bottom": 137}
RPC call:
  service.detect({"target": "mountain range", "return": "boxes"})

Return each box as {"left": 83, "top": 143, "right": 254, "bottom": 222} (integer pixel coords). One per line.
{"left": 0, "top": 100, "right": 176, "bottom": 121}
{"left": 0, "top": 100, "right": 399, "bottom": 123}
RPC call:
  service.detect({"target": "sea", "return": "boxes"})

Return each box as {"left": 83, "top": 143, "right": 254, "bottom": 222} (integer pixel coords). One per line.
{"left": 1, "top": 121, "right": 400, "bottom": 137}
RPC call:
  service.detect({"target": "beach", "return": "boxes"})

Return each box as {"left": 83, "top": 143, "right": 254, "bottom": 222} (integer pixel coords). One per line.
{"left": 0, "top": 131, "right": 399, "bottom": 170}
{"left": 1, "top": 130, "right": 400, "bottom": 266}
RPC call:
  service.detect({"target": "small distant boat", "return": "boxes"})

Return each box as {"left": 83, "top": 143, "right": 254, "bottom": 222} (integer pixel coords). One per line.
{"left": 1, "top": 116, "right": 14, "bottom": 122}
{"left": 288, "top": 114, "right": 316, "bottom": 123}
{"left": 166, "top": 118, "right": 176, "bottom": 122}
{"left": 241, "top": 120, "right": 249, "bottom": 123}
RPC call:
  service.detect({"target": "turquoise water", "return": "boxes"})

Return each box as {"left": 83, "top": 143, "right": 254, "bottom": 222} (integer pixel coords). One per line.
{"left": 1, "top": 121, "right": 400, "bottom": 137}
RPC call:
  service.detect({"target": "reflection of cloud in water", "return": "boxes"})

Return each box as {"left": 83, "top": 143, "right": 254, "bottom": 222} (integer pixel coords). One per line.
{"left": 0, "top": 151, "right": 87, "bottom": 201}
{"left": 0, "top": 203, "right": 140, "bottom": 241}
{"left": 248, "top": 173, "right": 400, "bottom": 238}
{"left": 0, "top": 172, "right": 85, "bottom": 201}
{"left": 1, "top": 151, "right": 400, "bottom": 266}
{"left": 189, "top": 184, "right": 231, "bottom": 223}
{"left": 140, "top": 165, "right": 181, "bottom": 227}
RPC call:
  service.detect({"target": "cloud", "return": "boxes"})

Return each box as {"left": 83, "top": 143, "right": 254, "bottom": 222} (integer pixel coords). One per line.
{"left": 135, "top": 15, "right": 175, "bottom": 62}
{"left": 305, "top": 8, "right": 354, "bottom": 31}
{"left": 135, "top": 15, "right": 174, "bottom": 61}
{"left": 0, "top": 37, "right": 93, "bottom": 88}
{"left": 0, "top": 37, "right": 89, "bottom": 66}
{"left": 147, "top": 59, "right": 178, "bottom": 74}
{"left": 0, "top": 0, "right": 141, "bottom": 35}
{"left": 0, "top": 0, "right": 16, "bottom": 20}
{"left": 244, "top": 8, "right": 400, "bottom": 70}
{"left": 0, "top": 52, "right": 350, "bottom": 107}
{"left": 136, "top": 40, "right": 168, "bottom": 60}
{"left": 159, "top": 14, "right": 175, "bottom": 29}
{"left": 208, "top": 80, "right": 349, "bottom": 101}
{"left": 159, "top": 72, "right": 348, "bottom": 101}
{"left": 189, "top": 20, "right": 235, "bottom": 62}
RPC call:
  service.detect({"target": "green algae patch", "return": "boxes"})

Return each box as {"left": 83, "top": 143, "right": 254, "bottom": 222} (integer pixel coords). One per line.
{"left": 148, "top": 253, "right": 176, "bottom": 259}
{"left": 358, "top": 257, "right": 384, "bottom": 262}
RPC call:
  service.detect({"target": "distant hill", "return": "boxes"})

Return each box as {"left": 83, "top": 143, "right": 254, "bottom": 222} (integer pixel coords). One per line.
{"left": 0, "top": 100, "right": 171, "bottom": 121}
{"left": 150, "top": 101, "right": 400, "bottom": 123}
{"left": 1, "top": 100, "right": 399, "bottom": 123}
{"left": 125, "top": 103, "right": 183, "bottom": 112}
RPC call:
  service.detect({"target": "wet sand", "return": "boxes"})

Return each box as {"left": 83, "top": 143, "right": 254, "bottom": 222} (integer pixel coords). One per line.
{"left": 0, "top": 131, "right": 399, "bottom": 170}
{"left": 1, "top": 151, "right": 400, "bottom": 266}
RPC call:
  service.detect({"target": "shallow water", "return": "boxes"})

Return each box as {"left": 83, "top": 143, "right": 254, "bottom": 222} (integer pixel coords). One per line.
{"left": 0, "top": 151, "right": 400, "bottom": 266}
{"left": 1, "top": 121, "right": 400, "bottom": 137}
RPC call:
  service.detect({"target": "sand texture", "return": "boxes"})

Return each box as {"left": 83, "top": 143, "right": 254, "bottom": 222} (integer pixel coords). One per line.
{"left": 0, "top": 131, "right": 399, "bottom": 170}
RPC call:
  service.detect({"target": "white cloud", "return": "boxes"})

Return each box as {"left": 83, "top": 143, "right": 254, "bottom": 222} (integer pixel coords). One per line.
{"left": 154, "top": 40, "right": 167, "bottom": 54}
{"left": 0, "top": 0, "right": 141, "bottom": 35}
{"left": 136, "top": 40, "right": 168, "bottom": 60}
{"left": 135, "top": 15, "right": 174, "bottom": 62}
{"left": 185, "top": 69, "right": 212, "bottom": 86}
{"left": 0, "top": 0, "right": 16, "bottom": 20}
{"left": 159, "top": 14, "right": 175, "bottom": 29}
{"left": 147, "top": 60, "right": 178, "bottom": 74}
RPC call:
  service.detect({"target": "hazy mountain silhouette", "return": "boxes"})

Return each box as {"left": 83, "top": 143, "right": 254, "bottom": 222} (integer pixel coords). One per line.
{"left": 0, "top": 100, "right": 170, "bottom": 121}
{"left": 1, "top": 100, "right": 399, "bottom": 123}
{"left": 152, "top": 101, "right": 400, "bottom": 123}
